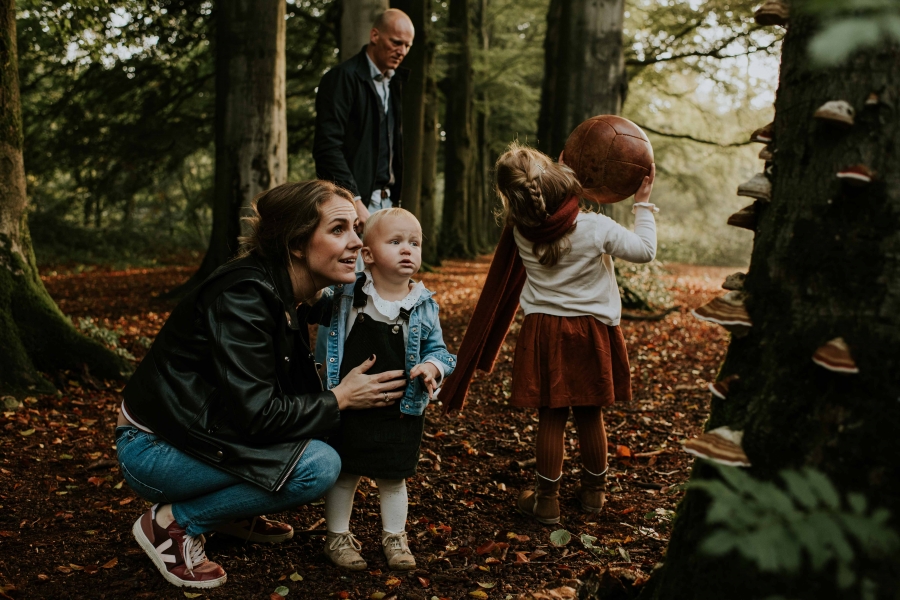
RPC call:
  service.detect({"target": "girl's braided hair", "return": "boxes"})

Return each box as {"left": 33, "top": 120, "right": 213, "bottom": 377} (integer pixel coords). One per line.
{"left": 495, "top": 142, "right": 583, "bottom": 267}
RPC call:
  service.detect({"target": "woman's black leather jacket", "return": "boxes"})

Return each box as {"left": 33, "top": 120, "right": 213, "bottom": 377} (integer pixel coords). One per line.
{"left": 122, "top": 254, "right": 340, "bottom": 491}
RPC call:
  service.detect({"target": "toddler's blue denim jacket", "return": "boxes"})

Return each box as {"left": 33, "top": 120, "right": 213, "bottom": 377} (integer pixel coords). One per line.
{"left": 319, "top": 272, "right": 456, "bottom": 416}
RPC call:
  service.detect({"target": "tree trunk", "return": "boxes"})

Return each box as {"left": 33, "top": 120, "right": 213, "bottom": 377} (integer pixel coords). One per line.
{"left": 637, "top": 21, "right": 900, "bottom": 600}
{"left": 0, "top": 0, "right": 127, "bottom": 394}
{"left": 536, "top": 0, "right": 626, "bottom": 160}
{"left": 174, "top": 0, "right": 287, "bottom": 293}
{"left": 341, "top": 0, "right": 389, "bottom": 59}
{"left": 468, "top": 0, "right": 494, "bottom": 254}
{"left": 440, "top": 0, "right": 473, "bottom": 258}
{"left": 392, "top": 0, "right": 428, "bottom": 219}
{"left": 420, "top": 36, "right": 440, "bottom": 266}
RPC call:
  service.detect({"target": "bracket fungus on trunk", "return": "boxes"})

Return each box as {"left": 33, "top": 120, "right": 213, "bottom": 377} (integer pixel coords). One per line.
{"left": 813, "top": 100, "right": 855, "bottom": 126}
{"left": 754, "top": 0, "right": 788, "bottom": 25}
{"left": 722, "top": 272, "right": 746, "bottom": 291}
{"left": 684, "top": 426, "right": 751, "bottom": 467}
{"left": 812, "top": 337, "right": 859, "bottom": 374}
{"left": 865, "top": 92, "right": 880, "bottom": 106}
{"left": 749, "top": 122, "right": 774, "bottom": 144}
{"left": 737, "top": 173, "right": 772, "bottom": 202}
{"left": 837, "top": 164, "right": 874, "bottom": 185}
{"left": 727, "top": 204, "right": 757, "bottom": 231}
{"left": 709, "top": 374, "right": 739, "bottom": 400}
{"left": 691, "top": 291, "right": 752, "bottom": 336}
{"left": 758, "top": 145, "right": 774, "bottom": 161}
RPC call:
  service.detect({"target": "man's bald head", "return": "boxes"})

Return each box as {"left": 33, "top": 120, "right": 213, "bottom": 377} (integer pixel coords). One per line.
{"left": 368, "top": 9, "right": 415, "bottom": 73}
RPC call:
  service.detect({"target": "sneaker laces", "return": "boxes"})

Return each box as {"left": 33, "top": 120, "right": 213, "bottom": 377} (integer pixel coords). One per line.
{"left": 181, "top": 533, "right": 208, "bottom": 575}
{"left": 382, "top": 532, "right": 410, "bottom": 552}
{"left": 329, "top": 532, "right": 362, "bottom": 553}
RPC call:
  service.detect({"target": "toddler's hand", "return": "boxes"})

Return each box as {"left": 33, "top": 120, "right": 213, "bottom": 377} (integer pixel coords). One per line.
{"left": 410, "top": 363, "right": 441, "bottom": 399}
{"left": 634, "top": 163, "right": 656, "bottom": 204}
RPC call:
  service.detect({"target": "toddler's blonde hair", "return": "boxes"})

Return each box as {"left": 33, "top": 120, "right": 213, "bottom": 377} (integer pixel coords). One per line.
{"left": 364, "top": 207, "right": 422, "bottom": 242}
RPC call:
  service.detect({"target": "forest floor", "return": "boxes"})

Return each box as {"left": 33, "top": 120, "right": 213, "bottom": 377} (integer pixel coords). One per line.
{"left": 0, "top": 257, "right": 736, "bottom": 600}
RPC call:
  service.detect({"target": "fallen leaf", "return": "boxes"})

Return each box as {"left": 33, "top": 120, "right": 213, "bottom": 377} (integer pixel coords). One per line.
{"left": 515, "top": 551, "right": 529, "bottom": 563}
{"left": 530, "top": 549, "right": 548, "bottom": 560}
{"left": 476, "top": 581, "right": 496, "bottom": 589}
{"left": 19, "top": 429, "right": 35, "bottom": 437}
{"left": 549, "top": 529, "right": 571, "bottom": 547}
{"left": 113, "top": 480, "right": 124, "bottom": 490}
{"left": 68, "top": 564, "right": 84, "bottom": 571}
{"left": 468, "top": 591, "right": 489, "bottom": 599}
{"left": 37, "top": 574, "right": 49, "bottom": 581}
{"left": 476, "top": 540, "right": 497, "bottom": 555}
{"left": 184, "top": 593, "right": 202, "bottom": 599}
{"left": 101, "top": 557, "right": 118, "bottom": 569}
{"left": 616, "top": 444, "right": 632, "bottom": 458}
{"left": 290, "top": 572, "right": 303, "bottom": 581}
{"left": 620, "top": 506, "right": 636, "bottom": 515}
{"left": 270, "top": 594, "right": 283, "bottom": 600}
{"left": 88, "top": 477, "right": 104, "bottom": 487}
{"left": 484, "top": 557, "right": 501, "bottom": 565}
{"left": 81, "top": 419, "right": 98, "bottom": 427}
{"left": 56, "top": 566, "right": 72, "bottom": 574}
{"left": 274, "top": 585, "right": 290, "bottom": 596}
{"left": 59, "top": 454, "right": 74, "bottom": 460}
{"left": 370, "top": 594, "right": 386, "bottom": 600}
{"left": 385, "top": 577, "right": 402, "bottom": 586}
{"left": 119, "top": 497, "right": 134, "bottom": 505}
{"left": 84, "top": 564, "right": 99, "bottom": 574}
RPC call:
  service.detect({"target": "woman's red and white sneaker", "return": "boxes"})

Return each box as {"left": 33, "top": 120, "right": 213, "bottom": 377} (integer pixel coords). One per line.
{"left": 213, "top": 515, "right": 295, "bottom": 543}
{"left": 132, "top": 505, "right": 227, "bottom": 589}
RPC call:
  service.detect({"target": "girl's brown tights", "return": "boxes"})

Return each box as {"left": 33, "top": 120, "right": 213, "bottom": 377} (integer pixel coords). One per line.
{"left": 535, "top": 407, "right": 608, "bottom": 479}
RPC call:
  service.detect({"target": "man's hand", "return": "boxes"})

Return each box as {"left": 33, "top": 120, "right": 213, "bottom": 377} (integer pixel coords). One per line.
{"left": 354, "top": 198, "right": 371, "bottom": 234}
{"left": 410, "top": 362, "right": 441, "bottom": 399}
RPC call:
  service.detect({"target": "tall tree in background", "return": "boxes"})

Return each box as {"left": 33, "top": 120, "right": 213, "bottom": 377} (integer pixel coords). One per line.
{"left": 638, "top": 17, "right": 900, "bottom": 600}
{"left": 184, "top": 0, "right": 288, "bottom": 288}
{"left": 0, "top": 0, "right": 126, "bottom": 394}
{"left": 393, "top": 0, "right": 428, "bottom": 220}
{"left": 441, "top": 0, "right": 474, "bottom": 258}
{"left": 341, "top": 0, "right": 389, "bottom": 58}
{"left": 420, "top": 33, "right": 441, "bottom": 265}
{"left": 537, "top": 0, "right": 626, "bottom": 158}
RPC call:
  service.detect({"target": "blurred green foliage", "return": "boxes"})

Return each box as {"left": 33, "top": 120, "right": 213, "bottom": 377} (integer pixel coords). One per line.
{"left": 694, "top": 462, "right": 899, "bottom": 600}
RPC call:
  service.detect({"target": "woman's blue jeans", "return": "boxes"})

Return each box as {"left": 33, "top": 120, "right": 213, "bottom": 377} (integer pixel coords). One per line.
{"left": 115, "top": 426, "right": 341, "bottom": 537}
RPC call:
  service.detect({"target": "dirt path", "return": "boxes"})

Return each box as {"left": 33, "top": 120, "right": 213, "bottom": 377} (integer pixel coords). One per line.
{"left": 0, "top": 259, "right": 733, "bottom": 599}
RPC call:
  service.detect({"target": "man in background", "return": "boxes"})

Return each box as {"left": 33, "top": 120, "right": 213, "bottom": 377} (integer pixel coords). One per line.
{"left": 313, "top": 9, "right": 415, "bottom": 361}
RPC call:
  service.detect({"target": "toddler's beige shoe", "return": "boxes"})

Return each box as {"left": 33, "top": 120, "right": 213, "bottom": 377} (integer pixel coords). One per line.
{"left": 382, "top": 531, "right": 416, "bottom": 571}
{"left": 324, "top": 531, "right": 367, "bottom": 571}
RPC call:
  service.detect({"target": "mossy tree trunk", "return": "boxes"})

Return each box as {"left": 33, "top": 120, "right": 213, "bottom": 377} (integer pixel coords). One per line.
{"left": 0, "top": 0, "right": 128, "bottom": 395}
{"left": 638, "top": 19, "right": 900, "bottom": 600}
{"left": 176, "top": 0, "right": 288, "bottom": 292}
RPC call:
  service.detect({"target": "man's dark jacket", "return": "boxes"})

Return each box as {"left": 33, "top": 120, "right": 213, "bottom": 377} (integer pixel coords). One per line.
{"left": 122, "top": 255, "right": 340, "bottom": 492}
{"left": 314, "top": 47, "right": 407, "bottom": 203}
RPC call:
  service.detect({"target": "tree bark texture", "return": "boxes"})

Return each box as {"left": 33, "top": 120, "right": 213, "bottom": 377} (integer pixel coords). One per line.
{"left": 639, "top": 21, "right": 900, "bottom": 600}
{"left": 420, "top": 48, "right": 440, "bottom": 265}
{"left": 440, "top": 0, "right": 474, "bottom": 258}
{"left": 536, "top": 0, "right": 626, "bottom": 160}
{"left": 392, "top": 0, "right": 428, "bottom": 219}
{"left": 341, "top": 0, "right": 390, "bottom": 59}
{"left": 0, "top": 0, "right": 127, "bottom": 394}
{"left": 186, "top": 0, "right": 287, "bottom": 288}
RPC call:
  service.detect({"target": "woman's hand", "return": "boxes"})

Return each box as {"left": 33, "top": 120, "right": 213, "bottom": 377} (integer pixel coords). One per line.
{"left": 634, "top": 163, "right": 656, "bottom": 204}
{"left": 410, "top": 362, "right": 441, "bottom": 399}
{"left": 331, "top": 355, "right": 408, "bottom": 411}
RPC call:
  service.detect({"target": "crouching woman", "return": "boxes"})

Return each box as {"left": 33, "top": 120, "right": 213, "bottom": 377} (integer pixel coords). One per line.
{"left": 114, "top": 181, "right": 409, "bottom": 589}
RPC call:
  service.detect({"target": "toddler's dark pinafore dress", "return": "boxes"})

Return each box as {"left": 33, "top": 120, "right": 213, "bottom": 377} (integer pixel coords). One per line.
{"left": 328, "top": 277, "right": 426, "bottom": 479}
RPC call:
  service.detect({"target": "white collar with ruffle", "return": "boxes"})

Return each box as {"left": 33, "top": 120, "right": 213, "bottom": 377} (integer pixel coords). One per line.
{"left": 362, "top": 270, "right": 427, "bottom": 320}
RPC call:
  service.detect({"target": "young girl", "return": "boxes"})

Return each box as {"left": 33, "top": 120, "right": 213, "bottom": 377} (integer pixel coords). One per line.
{"left": 319, "top": 208, "right": 456, "bottom": 570}
{"left": 441, "top": 142, "right": 656, "bottom": 524}
{"left": 508, "top": 144, "right": 656, "bottom": 523}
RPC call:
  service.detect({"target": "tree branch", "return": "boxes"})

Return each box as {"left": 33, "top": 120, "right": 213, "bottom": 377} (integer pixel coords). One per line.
{"left": 627, "top": 29, "right": 781, "bottom": 67}
{"left": 634, "top": 122, "right": 754, "bottom": 147}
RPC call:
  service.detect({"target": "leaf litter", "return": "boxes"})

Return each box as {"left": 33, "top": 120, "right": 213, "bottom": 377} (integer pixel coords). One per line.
{"left": 0, "top": 260, "right": 731, "bottom": 597}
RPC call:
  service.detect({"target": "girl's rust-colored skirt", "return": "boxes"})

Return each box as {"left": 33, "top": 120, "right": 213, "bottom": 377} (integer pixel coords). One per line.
{"left": 511, "top": 313, "right": 631, "bottom": 408}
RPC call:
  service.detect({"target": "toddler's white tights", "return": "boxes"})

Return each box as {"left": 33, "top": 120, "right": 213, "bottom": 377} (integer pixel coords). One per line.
{"left": 324, "top": 472, "right": 408, "bottom": 534}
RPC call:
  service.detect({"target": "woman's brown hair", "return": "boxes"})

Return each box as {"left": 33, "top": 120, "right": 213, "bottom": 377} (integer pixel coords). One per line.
{"left": 495, "top": 142, "right": 583, "bottom": 267}
{"left": 238, "top": 180, "right": 354, "bottom": 262}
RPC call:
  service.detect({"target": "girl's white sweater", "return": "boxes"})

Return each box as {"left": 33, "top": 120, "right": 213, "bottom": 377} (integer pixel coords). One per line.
{"left": 512, "top": 206, "right": 657, "bottom": 326}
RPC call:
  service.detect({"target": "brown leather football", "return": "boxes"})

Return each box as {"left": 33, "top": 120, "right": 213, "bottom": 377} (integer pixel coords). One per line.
{"left": 563, "top": 115, "right": 654, "bottom": 204}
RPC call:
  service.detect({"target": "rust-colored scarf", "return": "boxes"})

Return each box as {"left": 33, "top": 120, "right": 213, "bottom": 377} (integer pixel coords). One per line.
{"left": 441, "top": 194, "right": 581, "bottom": 414}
